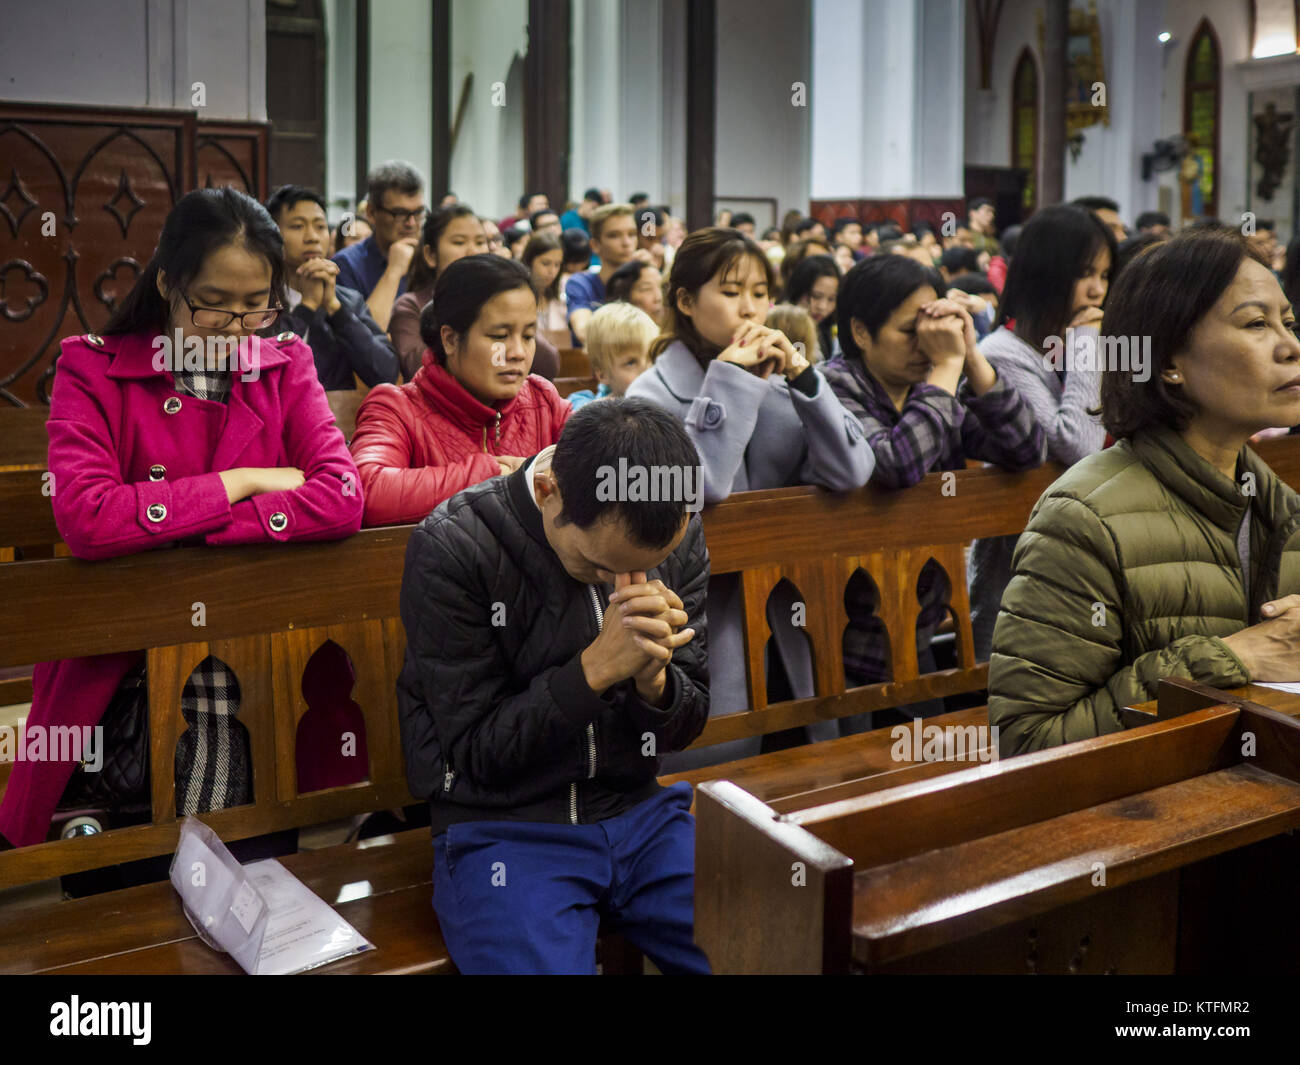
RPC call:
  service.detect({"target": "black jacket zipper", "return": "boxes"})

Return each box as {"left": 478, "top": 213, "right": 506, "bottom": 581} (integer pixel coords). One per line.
{"left": 571, "top": 585, "right": 602, "bottom": 824}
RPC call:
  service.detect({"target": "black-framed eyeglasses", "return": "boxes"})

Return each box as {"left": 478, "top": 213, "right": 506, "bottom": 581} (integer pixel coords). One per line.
{"left": 373, "top": 205, "right": 428, "bottom": 225}
{"left": 182, "top": 297, "right": 281, "bottom": 330}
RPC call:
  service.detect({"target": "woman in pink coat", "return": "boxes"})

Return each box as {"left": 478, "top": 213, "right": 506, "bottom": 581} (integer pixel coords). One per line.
{"left": 0, "top": 187, "right": 363, "bottom": 850}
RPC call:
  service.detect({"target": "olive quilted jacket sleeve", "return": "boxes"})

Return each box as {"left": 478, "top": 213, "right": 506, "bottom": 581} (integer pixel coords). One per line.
{"left": 988, "top": 493, "right": 1250, "bottom": 755}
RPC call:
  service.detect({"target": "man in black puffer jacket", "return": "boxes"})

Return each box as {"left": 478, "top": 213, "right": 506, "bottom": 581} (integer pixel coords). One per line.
{"left": 397, "top": 398, "right": 711, "bottom": 974}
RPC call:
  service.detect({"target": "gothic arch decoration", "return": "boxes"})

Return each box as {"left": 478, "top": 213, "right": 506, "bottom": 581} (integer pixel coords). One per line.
{"left": 93, "top": 257, "right": 142, "bottom": 315}
{"left": 1182, "top": 19, "right": 1221, "bottom": 220}
{"left": 0, "top": 105, "right": 266, "bottom": 409}
{"left": 1011, "top": 48, "right": 1039, "bottom": 215}
{"left": 0, "top": 260, "right": 49, "bottom": 322}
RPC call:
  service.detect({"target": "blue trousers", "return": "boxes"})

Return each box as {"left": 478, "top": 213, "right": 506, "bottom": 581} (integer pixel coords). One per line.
{"left": 432, "top": 781, "right": 711, "bottom": 974}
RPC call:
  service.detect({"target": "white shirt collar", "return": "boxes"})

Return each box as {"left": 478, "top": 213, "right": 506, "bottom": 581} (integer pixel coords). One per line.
{"left": 523, "top": 445, "right": 557, "bottom": 512}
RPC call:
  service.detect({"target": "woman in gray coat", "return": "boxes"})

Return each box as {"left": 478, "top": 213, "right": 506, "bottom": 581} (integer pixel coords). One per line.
{"left": 627, "top": 227, "right": 876, "bottom": 769}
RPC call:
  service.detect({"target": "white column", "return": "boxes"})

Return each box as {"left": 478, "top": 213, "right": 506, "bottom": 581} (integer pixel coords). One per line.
{"left": 369, "top": 0, "right": 433, "bottom": 189}
{"left": 812, "top": 0, "right": 963, "bottom": 200}
{"left": 569, "top": 0, "right": 622, "bottom": 205}
{"left": 716, "top": 0, "right": 812, "bottom": 221}
{"left": 324, "top": 0, "right": 357, "bottom": 213}
{"left": 449, "top": 0, "right": 528, "bottom": 218}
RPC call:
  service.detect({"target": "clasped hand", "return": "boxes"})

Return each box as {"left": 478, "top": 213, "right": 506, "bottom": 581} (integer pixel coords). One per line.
{"left": 717, "top": 322, "right": 810, "bottom": 381}
{"left": 581, "top": 571, "right": 695, "bottom": 705}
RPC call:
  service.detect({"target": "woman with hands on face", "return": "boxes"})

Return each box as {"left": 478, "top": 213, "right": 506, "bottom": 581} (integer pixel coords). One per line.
{"left": 821, "top": 255, "right": 1044, "bottom": 728}
{"left": 626, "top": 226, "right": 875, "bottom": 769}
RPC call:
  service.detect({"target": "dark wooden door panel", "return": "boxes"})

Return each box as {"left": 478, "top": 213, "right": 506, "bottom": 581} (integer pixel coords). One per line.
{"left": 0, "top": 104, "right": 195, "bottom": 408}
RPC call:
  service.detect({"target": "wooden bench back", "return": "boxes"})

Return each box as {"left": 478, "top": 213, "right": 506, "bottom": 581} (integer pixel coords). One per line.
{"left": 557, "top": 347, "right": 592, "bottom": 378}
{"left": 0, "top": 408, "right": 57, "bottom": 560}
{"left": 553, "top": 375, "right": 599, "bottom": 399}
{"left": 2, "top": 439, "right": 1299, "bottom": 887}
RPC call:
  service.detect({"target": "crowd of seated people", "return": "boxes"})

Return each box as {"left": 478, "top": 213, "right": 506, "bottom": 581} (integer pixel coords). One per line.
{"left": 9, "top": 165, "right": 1300, "bottom": 977}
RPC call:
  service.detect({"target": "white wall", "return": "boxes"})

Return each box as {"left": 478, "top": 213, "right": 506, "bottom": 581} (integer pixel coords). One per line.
{"left": 813, "top": 0, "right": 963, "bottom": 201}
{"left": 965, "top": 0, "right": 1253, "bottom": 227}
{"left": 324, "top": 0, "right": 357, "bottom": 214}
{"left": 568, "top": 0, "right": 686, "bottom": 216}
{"left": 913, "top": 0, "right": 966, "bottom": 197}
{"left": 1158, "top": 0, "right": 1252, "bottom": 227}
{"left": 368, "top": 0, "right": 433, "bottom": 197}
{"left": 448, "top": 0, "right": 528, "bottom": 219}
{"left": 811, "top": 0, "right": 866, "bottom": 199}
{"left": 717, "top": 0, "right": 811, "bottom": 219}
{"left": 0, "top": 0, "right": 266, "bottom": 120}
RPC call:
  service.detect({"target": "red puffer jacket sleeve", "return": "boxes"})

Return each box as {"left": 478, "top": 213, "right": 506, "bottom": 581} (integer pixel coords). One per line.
{"left": 350, "top": 385, "right": 500, "bottom": 527}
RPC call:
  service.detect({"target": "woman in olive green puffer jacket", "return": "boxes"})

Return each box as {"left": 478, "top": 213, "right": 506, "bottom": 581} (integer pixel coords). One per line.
{"left": 989, "top": 225, "right": 1300, "bottom": 755}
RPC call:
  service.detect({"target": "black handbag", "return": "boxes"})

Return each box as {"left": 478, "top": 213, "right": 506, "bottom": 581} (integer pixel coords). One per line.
{"left": 58, "top": 661, "right": 151, "bottom": 811}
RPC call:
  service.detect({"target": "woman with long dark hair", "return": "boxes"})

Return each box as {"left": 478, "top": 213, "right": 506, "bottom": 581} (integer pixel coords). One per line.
{"left": 627, "top": 227, "right": 874, "bottom": 769}
{"left": 0, "top": 187, "right": 363, "bottom": 850}
{"left": 390, "top": 205, "right": 559, "bottom": 381}
{"left": 784, "top": 254, "right": 841, "bottom": 360}
{"left": 968, "top": 204, "right": 1117, "bottom": 660}
{"left": 520, "top": 231, "right": 566, "bottom": 333}
{"left": 605, "top": 259, "right": 665, "bottom": 324}
{"left": 350, "top": 255, "right": 570, "bottom": 527}
{"left": 388, "top": 204, "right": 488, "bottom": 379}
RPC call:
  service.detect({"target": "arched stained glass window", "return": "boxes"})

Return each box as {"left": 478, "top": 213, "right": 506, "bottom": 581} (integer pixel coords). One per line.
{"left": 1183, "top": 20, "right": 1220, "bottom": 219}
{"left": 1012, "top": 49, "right": 1039, "bottom": 214}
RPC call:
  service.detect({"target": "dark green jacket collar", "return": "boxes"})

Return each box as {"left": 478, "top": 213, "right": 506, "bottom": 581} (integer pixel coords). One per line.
{"left": 1127, "top": 424, "right": 1295, "bottom": 535}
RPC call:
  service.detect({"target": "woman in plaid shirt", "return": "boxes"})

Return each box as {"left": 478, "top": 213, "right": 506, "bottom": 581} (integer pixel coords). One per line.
{"left": 822, "top": 255, "right": 1046, "bottom": 728}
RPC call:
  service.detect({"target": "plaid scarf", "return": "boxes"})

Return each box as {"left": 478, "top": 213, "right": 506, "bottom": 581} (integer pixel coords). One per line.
{"left": 173, "top": 366, "right": 232, "bottom": 404}
{"left": 174, "top": 656, "right": 252, "bottom": 815}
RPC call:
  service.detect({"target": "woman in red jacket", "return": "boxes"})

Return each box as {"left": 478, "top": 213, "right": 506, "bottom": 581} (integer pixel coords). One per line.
{"left": 0, "top": 187, "right": 363, "bottom": 850}
{"left": 351, "top": 254, "right": 571, "bottom": 526}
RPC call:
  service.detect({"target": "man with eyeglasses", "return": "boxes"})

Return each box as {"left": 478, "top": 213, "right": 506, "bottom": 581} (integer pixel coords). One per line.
{"left": 333, "top": 160, "right": 426, "bottom": 331}
{"left": 267, "top": 185, "right": 399, "bottom": 391}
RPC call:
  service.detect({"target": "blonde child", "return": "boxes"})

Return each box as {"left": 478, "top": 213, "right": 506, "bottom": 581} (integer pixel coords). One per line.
{"left": 764, "top": 303, "right": 821, "bottom": 365}
{"left": 567, "top": 302, "right": 658, "bottom": 410}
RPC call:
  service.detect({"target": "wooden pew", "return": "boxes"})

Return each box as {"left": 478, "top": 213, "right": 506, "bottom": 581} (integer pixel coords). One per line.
{"left": 557, "top": 347, "right": 592, "bottom": 378}
{"left": 553, "top": 375, "right": 599, "bottom": 399}
{"left": 0, "top": 407, "right": 57, "bottom": 560}
{"left": 0, "top": 459, "right": 1069, "bottom": 892}
{"left": 693, "top": 678, "right": 1300, "bottom": 974}
{"left": 324, "top": 374, "right": 372, "bottom": 443}
{"left": 4, "top": 437, "right": 1300, "bottom": 973}
{"left": 541, "top": 327, "right": 572, "bottom": 352}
